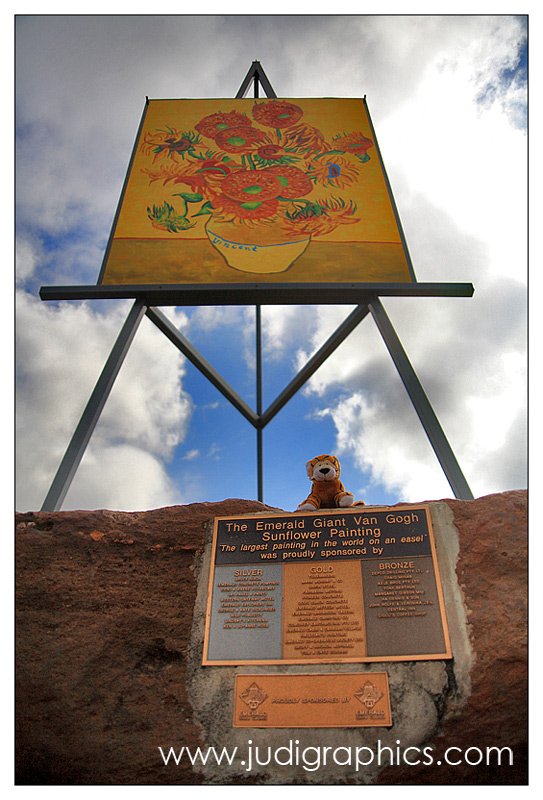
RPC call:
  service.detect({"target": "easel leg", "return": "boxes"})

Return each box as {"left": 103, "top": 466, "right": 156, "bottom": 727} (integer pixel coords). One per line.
{"left": 256, "top": 305, "right": 263, "bottom": 502}
{"left": 40, "top": 299, "right": 147, "bottom": 511}
{"left": 368, "top": 297, "right": 474, "bottom": 500}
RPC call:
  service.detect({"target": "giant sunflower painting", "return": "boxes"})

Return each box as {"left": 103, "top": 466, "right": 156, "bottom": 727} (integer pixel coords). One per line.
{"left": 99, "top": 98, "right": 414, "bottom": 285}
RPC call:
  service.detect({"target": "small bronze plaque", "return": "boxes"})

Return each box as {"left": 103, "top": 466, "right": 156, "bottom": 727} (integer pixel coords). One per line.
{"left": 233, "top": 673, "right": 392, "bottom": 728}
{"left": 203, "top": 505, "right": 451, "bottom": 665}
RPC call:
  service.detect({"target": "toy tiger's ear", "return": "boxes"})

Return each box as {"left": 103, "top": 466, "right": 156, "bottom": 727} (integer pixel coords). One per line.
{"left": 306, "top": 459, "right": 316, "bottom": 478}
{"left": 331, "top": 455, "right": 340, "bottom": 477}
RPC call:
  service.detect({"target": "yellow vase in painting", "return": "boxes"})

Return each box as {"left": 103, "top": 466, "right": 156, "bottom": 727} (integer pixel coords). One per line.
{"left": 205, "top": 218, "right": 311, "bottom": 275}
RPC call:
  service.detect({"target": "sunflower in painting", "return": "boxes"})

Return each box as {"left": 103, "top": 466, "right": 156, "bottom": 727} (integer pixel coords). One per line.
{"left": 140, "top": 100, "right": 372, "bottom": 237}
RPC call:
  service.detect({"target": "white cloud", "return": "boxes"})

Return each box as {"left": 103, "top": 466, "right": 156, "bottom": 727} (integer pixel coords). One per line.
{"left": 66, "top": 444, "right": 183, "bottom": 511}
{"left": 262, "top": 305, "right": 321, "bottom": 362}
{"left": 16, "top": 290, "right": 193, "bottom": 510}
{"left": 182, "top": 449, "right": 200, "bottom": 461}
{"left": 15, "top": 235, "right": 41, "bottom": 285}
{"left": 315, "top": 392, "right": 452, "bottom": 502}
{"left": 379, "top": 78, "right": 527, "bottom": 284}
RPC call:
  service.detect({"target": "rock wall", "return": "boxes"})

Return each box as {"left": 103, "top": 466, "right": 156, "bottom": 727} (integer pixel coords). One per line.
{"left": 15, "top": 491, "right": 527, "bottom": 785}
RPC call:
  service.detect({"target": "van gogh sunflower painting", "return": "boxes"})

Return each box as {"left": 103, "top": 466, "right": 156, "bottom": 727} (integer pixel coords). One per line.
{"left": 99, "top": 98, "right": 414, "bottom": 285}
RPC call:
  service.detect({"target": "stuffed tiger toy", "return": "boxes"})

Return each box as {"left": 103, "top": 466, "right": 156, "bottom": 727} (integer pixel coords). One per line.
{"left": 296, "top": 454, "right": 364, "bottom": 511}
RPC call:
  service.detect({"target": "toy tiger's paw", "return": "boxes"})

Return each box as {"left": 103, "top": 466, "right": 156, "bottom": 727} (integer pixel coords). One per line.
{"left": 296, "top": 502, "right": 317, "bottom": 512}
{"left": 339, "top": 494, "right": 354, "bottom": 508}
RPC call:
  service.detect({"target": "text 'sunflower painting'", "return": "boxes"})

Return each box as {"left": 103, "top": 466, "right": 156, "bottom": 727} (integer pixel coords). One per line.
{"left": 99, "top": 98, "right": 415, "bottom": 285}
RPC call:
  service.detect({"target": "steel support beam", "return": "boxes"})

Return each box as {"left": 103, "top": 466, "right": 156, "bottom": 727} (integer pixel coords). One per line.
{"left": 251, "top": 60, "right": 266, "bottom": 501}
{"left": 39, "top": 282, "right": 475, "bottom": 306}
{"left": 256, "top": 305, "right": 264, "bottom": 500}
{"left": 368, "top": 297, "right": 474, "bottom": 500}
{"left": 40, "top": 299, "right": 147, "bottom": 511}
{"left": 145, "top": 306, "right": 259, "bottom": 427}
{"left": 261, "top": 303, "right": 372, "bottom": 428}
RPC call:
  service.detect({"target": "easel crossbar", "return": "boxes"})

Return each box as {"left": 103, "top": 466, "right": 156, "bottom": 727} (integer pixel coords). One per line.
{"left": 39, "top": 282, "right": 475, "bottom": 305}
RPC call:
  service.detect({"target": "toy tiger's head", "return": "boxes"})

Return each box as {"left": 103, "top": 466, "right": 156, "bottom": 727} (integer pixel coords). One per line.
{"left": 306, "top": 454, "right": 341, "bottom": 482}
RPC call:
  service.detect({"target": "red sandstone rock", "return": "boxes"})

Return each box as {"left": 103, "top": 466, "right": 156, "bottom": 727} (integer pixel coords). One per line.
{"left": 15, "top": 499, "right": 282, "bottom": 785}
{"left": 378, "top": 490, "right": 527, "bottom": 784}
{"left": 15, "top": 492, "right": 527, "bottom": 785}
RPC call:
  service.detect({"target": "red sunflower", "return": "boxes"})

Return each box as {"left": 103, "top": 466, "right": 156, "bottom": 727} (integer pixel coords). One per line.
{"left": 281, "top": 122, "right": 327, "bottom": 154}
{"left": 283, "top": 197, "right": 359, "bottom": 236}
{"left": 215, "top": 126, "right": 267, "bottom": 154}
{"left": 214, "top": 194, "right": 279, "bottom": 220}
{"left": 221, "top": 170, "right": 282, "bottom": 202}
{"left": 332, "top": 132, "right": 373, "bottom": 155}
{"left": 252, "top": 101, "right": 303, "bottom": 129}
{"left": 142, "top": 157, "right": 240, "bottom": 193}
{"left": 256, "top": 143, "right": 286, "bottom": 160}
{"left": 195, "top": 111, "right": 251, "bottom": 139}
{"left": 263, "top": 165, "right": 313, "bottom": 199}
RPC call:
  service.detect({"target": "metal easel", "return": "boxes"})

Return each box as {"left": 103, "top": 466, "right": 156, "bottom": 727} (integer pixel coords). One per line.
{"left": 39, "top": 61, "right": 474, "bottom": 511}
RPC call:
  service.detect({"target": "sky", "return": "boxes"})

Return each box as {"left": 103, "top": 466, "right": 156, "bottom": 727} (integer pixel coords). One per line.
{"left": 14, "top": 11, "right": 528, "bottom": 514}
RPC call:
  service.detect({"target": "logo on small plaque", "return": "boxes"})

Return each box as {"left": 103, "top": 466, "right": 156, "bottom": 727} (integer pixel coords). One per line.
{"left": 354, "top": 679, "right": 387, "bottom": 721}
{"left": 238, "top": 681, "right": 268, "bottom": 722}
{"left": 355, "top": 680, "right": 384, "bottom": 708}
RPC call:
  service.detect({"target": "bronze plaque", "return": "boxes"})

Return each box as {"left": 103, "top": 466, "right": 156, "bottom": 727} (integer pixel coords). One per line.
{"left": 233, "top": 673, "right": 392, "bottom": 728}
{"left": 203, "top": 506, "right": 451, "bottom": 665}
